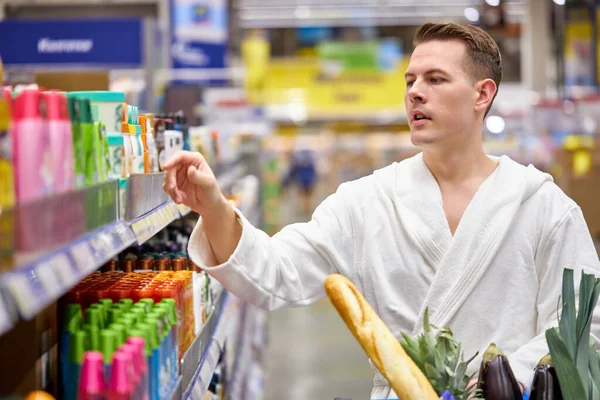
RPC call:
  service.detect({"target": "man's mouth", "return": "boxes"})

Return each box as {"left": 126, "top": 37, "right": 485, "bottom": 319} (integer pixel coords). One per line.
{"left": 412, "top": 110, "right": 431, "bottom": 122}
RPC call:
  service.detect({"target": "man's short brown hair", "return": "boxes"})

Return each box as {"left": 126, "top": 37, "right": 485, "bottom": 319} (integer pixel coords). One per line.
{"left": 414, "top": 22, "right": 502, "bottom": 117}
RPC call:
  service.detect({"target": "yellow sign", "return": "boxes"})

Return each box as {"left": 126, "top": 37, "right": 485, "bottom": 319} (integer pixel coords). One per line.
{"left": 251, "top": 57, "right": 409, "bottom": 119}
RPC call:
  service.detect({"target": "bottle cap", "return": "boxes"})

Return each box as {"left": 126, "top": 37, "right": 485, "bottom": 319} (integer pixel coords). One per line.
{"left": 109, "top": 323, "right": 126, "bottom": 347}
{"left": 13, "top": 88, "right": 43, "bottom": 121}
{"left": 99, "top": 330, "right": 117, "bottom": 364}
{"left": 119, "top": 344, "right": 140, "bottom": 385}
{"left": 78, "top": 98, "right": 93, "bottom": 123}
{"left": 119, "top": 315, "right": 136, "bottom": 332}
{"left": 137, "top": 298, "right": 154, "bottom": 313}
{"left": 159, "top": 299, "right": 178, "bottom": 326}
{"left": 128, "top": 328, "right": 151, "bottom": 357}
{"left": 82, "top": 324, "right": 100, "bottom": 351}
{"left": 107, "top": 308, "right": 121, "bottom": 326}
{"left": 84, "top": 308, "right": 101, "bottom": 329}
{"left": 171, "top": 258, "right": 185, "bottom": 271}
{"left": 137, "top": 258, "right": 154, "bottom": 271}
{"left": 155, "top": 259, "right": 171, "bottom": 271}
{"left": 64, "top": 304, "right": 83, "bottom": 332}
{"left": 125, "top": 337, "right": 148, "bottom": 373}
{"left": 68, "top": 330, "right": 88, "bottom": 364}
{"left": 108, "top": 352, "right": 133, "bottom": 395}
{"left": 119, "top": 299, "right": 134, "bottom": 311}
{"left": 121, "top": 259, "right": 136, "bottom": 273}
{"left": 42, "top": 91, "right": 69, "bottom": 121}
{"left": 130, "top": 308, "right": 146, "bottom": 324}
{"left": 78, "top": 351, "right": 105, "bottom": 400}
{"left": 145, "top": 316, "right": 162, "bottom": 347}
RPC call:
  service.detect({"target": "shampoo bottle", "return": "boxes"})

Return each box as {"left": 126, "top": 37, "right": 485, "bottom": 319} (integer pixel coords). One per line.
{"left": 43, "top": 91, "right": 74, "bottom": 193}
{"left": 13, "top": 88, "right": 53, "bottom": 202}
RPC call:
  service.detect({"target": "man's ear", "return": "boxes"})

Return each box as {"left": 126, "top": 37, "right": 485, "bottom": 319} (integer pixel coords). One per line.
{"left": 475, "top": 78, "right": 497, "bottom": 114}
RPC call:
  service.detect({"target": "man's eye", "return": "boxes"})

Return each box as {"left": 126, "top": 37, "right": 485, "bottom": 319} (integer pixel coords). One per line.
{"left": 406, "top": 81, "right": 414, "bottom": 87}
{"left": 430, "top": 77, "right": 443, "bottom": 84}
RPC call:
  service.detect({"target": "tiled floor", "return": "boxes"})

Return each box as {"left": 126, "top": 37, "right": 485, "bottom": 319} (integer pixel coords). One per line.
{"left": 263, "top": 299, "right": 374, "bottom": 400}
{"left": 262, "top": 182, "right": 374, "bottom": 400}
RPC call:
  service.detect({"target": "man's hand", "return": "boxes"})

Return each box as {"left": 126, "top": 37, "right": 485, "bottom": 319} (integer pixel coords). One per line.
{"left": 162, "top": 151, "right": 242, "bottom": 265}
{"left": 162, "top": 151, "right": 226, "bottom": 216}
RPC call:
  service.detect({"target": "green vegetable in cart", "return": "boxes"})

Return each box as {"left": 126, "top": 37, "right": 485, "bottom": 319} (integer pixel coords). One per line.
{"left": 529, "top": 354, "right": 563, "bottom": 400}
{"left": 476, "top": 343, "right": 522, "bottom": 400}
{"left": 400, "top": 308, "right": 480, "bottom": 400}
{"left": 545, "top": 268, "right": 600, "bottom": 400}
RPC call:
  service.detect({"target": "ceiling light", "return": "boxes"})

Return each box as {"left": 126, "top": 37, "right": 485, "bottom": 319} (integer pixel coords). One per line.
{"left": 294, "top": 6, "right": 311, "bottom": 19}
{"left": 486, "top": 116, "right": 505, "bottom": 134}
{"left": 485, "top": 0, "right": 500, "bottom": 6}
{"left": 464, "top": 7, "right": 480, "bottom": 22}
{"left": 553, "top": 0, "right": 565, "bottom": 4}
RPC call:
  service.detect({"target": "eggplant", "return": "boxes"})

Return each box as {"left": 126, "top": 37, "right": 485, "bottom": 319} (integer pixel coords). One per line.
{"left": 529, "top": 354, "right": 563, "bottom": 400}
{"left": 477, "top": 343, "right": 522, "bottom": 400}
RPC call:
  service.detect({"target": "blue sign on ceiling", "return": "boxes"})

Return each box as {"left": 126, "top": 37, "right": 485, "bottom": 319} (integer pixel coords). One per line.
{"left": 0, "top": 19, "right": 143, "bottom": 66}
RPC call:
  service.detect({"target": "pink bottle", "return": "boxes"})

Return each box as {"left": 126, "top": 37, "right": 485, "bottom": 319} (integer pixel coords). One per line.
{"left": 43, "top": 91, "right": 74, "bottom": 193}
{"left": 126, "top": 337, "right": 148, "bottom": 400}
{"left": 78, "top": 351, "right": 106, "bottom": 400}
{"left": 119, "top": 344, "right": 140, "bottom": 400}
{"left": 107, "top": 351, "right": 134, "bottom": 400}
{"left": 12, "top": 88, "right": 53, "bottom": 203}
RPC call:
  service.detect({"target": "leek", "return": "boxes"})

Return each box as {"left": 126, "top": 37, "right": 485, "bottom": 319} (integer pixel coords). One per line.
{"left": 545, "top": 268, "right": 600, "bottom": 400}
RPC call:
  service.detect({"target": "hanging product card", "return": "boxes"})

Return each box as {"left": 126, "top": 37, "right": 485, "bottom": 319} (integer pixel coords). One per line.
{"left": 564, "top": 6, "right": 595, "bottom": 87}
{"left": 170, "top": 0, "right": 228, "bottom": 74}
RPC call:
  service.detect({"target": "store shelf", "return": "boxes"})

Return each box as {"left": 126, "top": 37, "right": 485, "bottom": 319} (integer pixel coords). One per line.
{"left": 0, "top": 160, "right": 247, "bottom": 334}
{"left": 181, "top": 290, "right": 241, "bottom": 400}
{"left": 129, "top": 201, "right": 181, "bottom": 245}
{"left": 167, "top": 376, "right": 183, "bottom": 400}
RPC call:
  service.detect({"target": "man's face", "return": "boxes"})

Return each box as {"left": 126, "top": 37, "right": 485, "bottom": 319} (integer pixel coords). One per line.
{"left": 404, "top": 40, "right": 481, "bottom": 149}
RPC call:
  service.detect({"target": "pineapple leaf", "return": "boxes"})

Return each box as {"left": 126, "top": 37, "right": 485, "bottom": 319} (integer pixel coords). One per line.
{"left": 575, "top": 274, "right": 600, "bottom": 395}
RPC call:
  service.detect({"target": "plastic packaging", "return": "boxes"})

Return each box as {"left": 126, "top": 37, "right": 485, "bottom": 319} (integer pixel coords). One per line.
{"left": 13, "top": 88, "right": 53, "bottom": 202}
{"left": 43, "top": 91, "right": 74, "bottom": 192}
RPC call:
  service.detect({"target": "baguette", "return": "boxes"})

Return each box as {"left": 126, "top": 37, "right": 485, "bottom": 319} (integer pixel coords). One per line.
{"left": 324, "top": 274, "right": 438, "bottom": 400}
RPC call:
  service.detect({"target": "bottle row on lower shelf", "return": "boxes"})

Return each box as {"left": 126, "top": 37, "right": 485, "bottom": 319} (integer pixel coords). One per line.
{"left": 0, "top": 162, "right": 248, "bottom": 337}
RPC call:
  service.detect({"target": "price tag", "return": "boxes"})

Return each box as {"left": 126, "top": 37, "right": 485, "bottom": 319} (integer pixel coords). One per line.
{"left": 35, "top": 261, "right": 63, "bottom": 300}
{"left": 132, "top": 220, "right": 147, "bottom": 237}
{"left": 6, "top": 273, "right": 38, "bottom": 319}
{"left": 51, "top": 253, "right": 80, "bottom": 289}
{"left": 88, "top": 235, "right": 107, "bottom": 261}
{"left": 70, "top": 241, "right": 94, "bottom": 274}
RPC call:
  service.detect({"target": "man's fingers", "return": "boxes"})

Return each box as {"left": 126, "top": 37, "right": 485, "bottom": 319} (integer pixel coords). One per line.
{"left": 163, "top": 150, "right": 204, "bottom": 170}
{"left": 187, "top": 165, "right": 214, "bottom": 188}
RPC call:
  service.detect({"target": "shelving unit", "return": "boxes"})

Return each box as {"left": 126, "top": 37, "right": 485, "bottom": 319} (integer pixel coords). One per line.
{"left": 0, "top": 162, "right": 248, "bottom": 338}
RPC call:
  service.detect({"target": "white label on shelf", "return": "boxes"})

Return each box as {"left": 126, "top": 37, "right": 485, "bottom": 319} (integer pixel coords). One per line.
{"left": 51, "top": 253, "right": 79, "bottom": 288}
{"left": 70, "top": 241, "right": 95, "bottom": 274}
{"left": 35, "top": 262, "right": 62, "bottom": 300}
{"left": 6, "top": 273, "right": 38, "bottom": 318}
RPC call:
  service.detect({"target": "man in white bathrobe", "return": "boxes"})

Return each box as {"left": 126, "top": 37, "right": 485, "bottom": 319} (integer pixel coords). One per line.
{"left": 163, "top": 23, "right": 600, "bottom": 398}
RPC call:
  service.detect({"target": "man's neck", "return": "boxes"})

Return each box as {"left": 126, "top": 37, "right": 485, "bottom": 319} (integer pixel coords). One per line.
{"left": 422, "top": 144, "right": 498, "bottom": 185}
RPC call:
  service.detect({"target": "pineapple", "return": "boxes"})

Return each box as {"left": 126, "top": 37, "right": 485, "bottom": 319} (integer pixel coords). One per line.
{"left": 400, "top": 309, "right": 480, "bottom": 400}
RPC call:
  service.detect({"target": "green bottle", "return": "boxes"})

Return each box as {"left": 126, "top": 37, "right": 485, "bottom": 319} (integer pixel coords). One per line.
{"left": 109, "top": 323, "right": 126, "bottom": 346}
{"left": 67, "top": 95, "right": 85, "bottom": 187}
{"left": 84, "top": 308, "right": 101, "bottom": 329}
{"left": 82, "top": 324, "right": 100, "bottom": 351}
{"left": 78, "top": 98, "right": 99, "bottom": 185}
{"left": 119, "top": 299, "right": 134, "bottom": 311}
{"left": 138, "top": 298, "right": 154, "bottom": 313}
{"left": 100, "top": 330, "right": 117, "bottom": 364}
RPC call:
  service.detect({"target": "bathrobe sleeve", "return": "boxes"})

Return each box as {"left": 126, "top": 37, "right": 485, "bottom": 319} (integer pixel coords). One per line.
{"left": 507, "top": 206, "right": 600, "bottom": 389}
{"left": 187, "top": 182, "right": 357, "bottom": 311}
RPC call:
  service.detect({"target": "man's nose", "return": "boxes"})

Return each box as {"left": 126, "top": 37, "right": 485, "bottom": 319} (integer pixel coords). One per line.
{"left": 407, "top": 82, "right": 426, "bottom": 104}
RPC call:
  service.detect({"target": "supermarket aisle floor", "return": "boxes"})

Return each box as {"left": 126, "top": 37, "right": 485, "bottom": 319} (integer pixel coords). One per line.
{"left": 263, "top": 182, "right": 374, "bottom": 400}
{"left": 263, "top": 299, "right": 374, "bottom": 400}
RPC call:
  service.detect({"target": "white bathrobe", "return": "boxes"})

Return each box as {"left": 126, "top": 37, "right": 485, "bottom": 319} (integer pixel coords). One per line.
{"left": 188, "top": 153, "right": 600, "bottom": 399}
